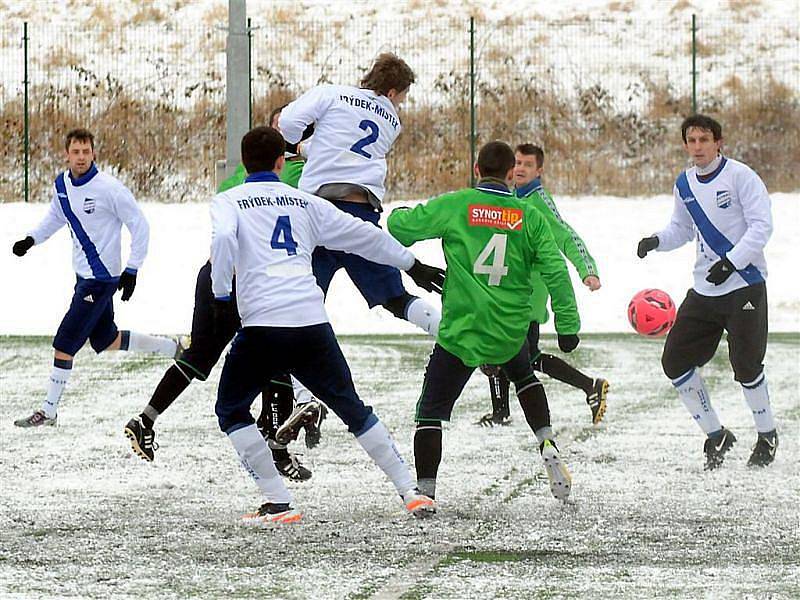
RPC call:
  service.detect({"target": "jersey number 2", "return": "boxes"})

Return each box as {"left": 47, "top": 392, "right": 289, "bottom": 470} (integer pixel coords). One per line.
{"left": 473, "top": 234, "right": 508, "bottom": 286}
{"left": 350, "top": 119, "right": 380, "bottom": 159}
{"left": 271, "top": 216, "right": 298, "bottom": 256}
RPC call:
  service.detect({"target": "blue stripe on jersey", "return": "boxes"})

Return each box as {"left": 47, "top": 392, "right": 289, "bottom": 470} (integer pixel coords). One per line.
{"left": 55, "top": 173, "right": 113, "bottom": 280}
{"left": 675, "top": 172, "right": 764, "bottom": 286}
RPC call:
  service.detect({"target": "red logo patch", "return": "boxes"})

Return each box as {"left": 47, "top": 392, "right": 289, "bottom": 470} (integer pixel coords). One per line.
{"left": 468, "top": 205, "right": 523, "bottom": 230}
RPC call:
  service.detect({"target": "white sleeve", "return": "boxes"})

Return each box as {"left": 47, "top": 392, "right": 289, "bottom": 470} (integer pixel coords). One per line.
{"left": 278, "top": 87, "right": 335, "bottom": 144}
{"left": 113, "top": 184, "right": 149, "bottom": 272}
{"left": 308, "top": 198, "right": 415, "bottom": 271}
{"left": 655, "top": 187, "right": 695, "bottom": 252}
{"left": 209, "top": 195, "right": 238, "bottom": 299}
{"left": 28, "top": 190, "right": 66, "bottom": 245}
{"left": 725, "top": 169, "right": 773, "bottom": 270}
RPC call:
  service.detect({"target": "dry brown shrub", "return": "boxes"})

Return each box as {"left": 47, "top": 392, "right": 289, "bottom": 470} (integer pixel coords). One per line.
{"left": 129, "top": 6, "right": 167, "bottom": 26}
{"left": 670, "top": 0, "right": 694, "bottom": 14}
{"left": 44, "top": 47, "right": 82, "bottom": 69}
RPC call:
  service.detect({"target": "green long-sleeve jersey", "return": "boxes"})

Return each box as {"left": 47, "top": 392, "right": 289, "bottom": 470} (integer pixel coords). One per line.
{"left": 217, "top": 158, "right": 305, "bottom": 192}
{"left": 387, "top": 183, "right": 580, "bottom": 367}
{"left": 516, "top": 180, "right": 598, "bottom": 325}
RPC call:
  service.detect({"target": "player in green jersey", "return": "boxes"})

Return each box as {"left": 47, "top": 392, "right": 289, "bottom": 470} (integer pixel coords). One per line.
{"left": 387, "top": 141, "right": 581, "bottom": 502}
{"left": 482, "top": 144, "right": 609, "bottom": 427}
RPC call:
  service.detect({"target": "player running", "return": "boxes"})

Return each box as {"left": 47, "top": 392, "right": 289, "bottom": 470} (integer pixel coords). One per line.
{"left": 637, "top": 114, "right": 777, "bottom": 470}
{"left": 387, "top": 141, "right": 581, "bottom": 504}
{"left": 210, "top": 126, "right": 442, "bottom": 524}
{"left": 12, "top": 128, "right": 178, "bottom": 427}
{"left": 481, "top": 144, "right": 608, "bottom": 427}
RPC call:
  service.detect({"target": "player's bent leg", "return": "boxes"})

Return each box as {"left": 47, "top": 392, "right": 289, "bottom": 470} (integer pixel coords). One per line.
{"left": 533, "top": 353, "right": 607, "bottom": 424}
{"left": 414, "top": 421, "right": 442, "bottom": 500}
{"left": 16, "top": 355, "right": 73, "bottom": 426}
{"left": 477, "top": 365, "right": 511, "bottom": 427}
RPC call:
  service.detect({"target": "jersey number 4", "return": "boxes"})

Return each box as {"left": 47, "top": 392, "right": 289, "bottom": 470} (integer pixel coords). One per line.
{"left": 350, "top": 119, "right": 380, "bottom": 159}
{"left": 271, "top": 216, "right": 298, "bottom": 256}
{"left": 473, "top": 234, "right": 508, "bottom": 286}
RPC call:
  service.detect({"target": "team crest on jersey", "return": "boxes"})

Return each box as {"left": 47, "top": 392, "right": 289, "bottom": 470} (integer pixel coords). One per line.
{"left": 468, "top": 205, "right": 523, "bottom": 230}
{"left": 83, "top": 198, "right": 96, "bottom": 214}
{"left": 716, "top": 190, "right": 732, "bottom": 209}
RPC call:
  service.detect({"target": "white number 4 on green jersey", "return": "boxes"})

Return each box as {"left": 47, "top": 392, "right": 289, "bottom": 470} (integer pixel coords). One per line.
{"left": 473, "top": 233, "right": 508, "bottom": 286}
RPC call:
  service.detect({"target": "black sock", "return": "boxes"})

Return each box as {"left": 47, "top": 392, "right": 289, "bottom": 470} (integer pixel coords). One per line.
{"left": 488, "top": 372, "right": 510, "bottom": 418}
{"left": 534, "top": 353, "right": 594, "bottom": 394}
{"left": 414, "top": 422, "right": 443, "bottom": 499}
{"left": 142, "top": 364, "right": 194, "bottom": 428}
{"left": 257, "top": 377, "right": 294, "bottom": 440}
{"left": 271, "top": 446, "right": 290, "bottom": 461}
{"left": 516, "top": 380, "right": 551, "bottom": 433}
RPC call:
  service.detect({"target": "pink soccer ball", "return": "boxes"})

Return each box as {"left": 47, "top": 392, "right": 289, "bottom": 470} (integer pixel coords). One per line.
{"left": 627, "top": 289, "right": 676, "bottom": 337}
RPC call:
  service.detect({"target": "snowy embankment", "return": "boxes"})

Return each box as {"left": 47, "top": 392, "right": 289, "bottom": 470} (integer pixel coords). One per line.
{"left": 0, "top": 194, "right": 797, "bottom": 335}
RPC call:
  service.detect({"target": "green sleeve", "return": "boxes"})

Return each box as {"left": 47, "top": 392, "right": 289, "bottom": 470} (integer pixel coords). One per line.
{"left": 534, "top": 188, "right": 598, "bottom": 281}
{"left": 386, "top": 193, "right": 456, "bottom": 247}
{"left": 217, "top": 163, "right": 247, "bottom": 193}
{"left": 527, "top": 208, "right": 580, "bottom": 334}
{"left": 279, "top": 159, "right": 304, "bottom": 189}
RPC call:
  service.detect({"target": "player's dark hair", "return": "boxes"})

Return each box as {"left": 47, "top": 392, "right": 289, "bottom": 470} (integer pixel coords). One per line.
{"left": 65, "top": 128, "right": 94, "bottom": 151}
{"left": 241, "top": 126, "right": 286, "bottom": 173}
{"left": 360, "top": 53, "right": 415, "bottom": 95}
{"left": 681, "top": 114, "right": 723, "bottom": 143}
{"left": 269, "top": 103, "right": 289, "bottom": 127}
{"left": 477, "top": 141, "right": 516, "bottom": 179}
{"left": 515, "top": 143, "right": 545, "bottom": 169}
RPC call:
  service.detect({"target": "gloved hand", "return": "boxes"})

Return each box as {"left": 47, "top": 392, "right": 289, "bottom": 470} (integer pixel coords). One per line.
{"left": 706, "top": 257, "right": 736, "bottom": 285}
{"left": 557, "top": 333, "right": 580, "bottom": 353}
{"left": 117, "top": 270, "right": 137, "bottom": 301}
{"left": 12, "top": 236, "right": 34, "bottom": 257}
{"left": 212, "top": 297, "right": 240, "bottom": 338}
{"left": 407, "top": 259, "right": 445, "bottom": 294}
{"left": 637, "top": 236, "right": 659, "bottom": 259}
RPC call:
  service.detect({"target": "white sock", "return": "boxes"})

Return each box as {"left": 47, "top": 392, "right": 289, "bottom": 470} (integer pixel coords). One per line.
{"left": 741, "top": 372, "right": 776, "bottom": 433}
{"left": 672, "top": 369, "right": 722, "bottom": 435}
{"left": 291, "top": 375, "right": 315, "bottom": 405}
{"left": 406, "top": 298, "right": 441, "bottom": 337}
{"left": 228, "top": 424, "right": 292, "bottom": 504}
{"left": 124, "top": 331, "right": 177, "bottom": 357}
{"left": 356, "top": 416, "right": 416, "bottom": 496}
{"left": 41, "top": 362, "right": 72, "bottom": 419}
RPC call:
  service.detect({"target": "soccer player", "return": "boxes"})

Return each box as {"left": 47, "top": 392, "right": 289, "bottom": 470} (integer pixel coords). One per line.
{"left": 12, "top": 128, "right": 177, "bottom": 427}
{"left": 387, "top": 141, "right": 581, "bottom": 503}
{"left": 481, "top": 144, "right": 608, "bottom": 427}
{"left": 637, "top": 114, "right": 776, "bottom": 470}
{"left": 278, "top": 53, "right": 441, "bottom": 337}
{"left": 211, "top": 126, "right": 442, "bottom": 524}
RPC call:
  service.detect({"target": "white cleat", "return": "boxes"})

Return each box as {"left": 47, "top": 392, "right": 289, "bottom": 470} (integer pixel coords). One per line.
{"left": 402, "top": 489, "right": 437, "bottom": 518}
{"left": 241, "top": 502, "right": 302, "bottom": 526}
{"left": 540, "top": 439, "right": 572, "bottom": 501}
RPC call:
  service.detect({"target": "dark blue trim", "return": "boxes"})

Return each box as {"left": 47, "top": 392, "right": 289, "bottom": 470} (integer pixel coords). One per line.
{"left": 354, "top": 413, "right": 379, "bottom": 437}
{"left": 68, "top": 163, "right": 98, "bottom": 187}
{"left": 695, "top": 156, "right": 727, "bottom": 184}
{"left": 124, "top": 267, "right": 138, "bottom": 275}
{"left": 215, "top": 295, "right": 231, "bottom": 301}
{"left": 53, "top": 357, "right": 73, "bottom": 369}
{"left": 675, "top": 172, "right": 764, "bottom": 286}
{"left": 223, "top": 421, "right": 252, "bottom": 436}
{"left": 119, "top": 330, "right": 131, "bottom": 351}
{"left": 55, "top": 173, "right": 112, "bottom": 280}
{"left": 515, "top": 178, "right": 542, "bottom": 198}
{"left": 475, "top": 180, "right": 512, "bottom": 196}
{"left": 244, "top": 171, "right": 281, "bottom": 183}
{"left": 672, "top": 368, "right": 695, "bottom": 388}
{"left": 742, "top": 373, "right": 765, "bottom": 389}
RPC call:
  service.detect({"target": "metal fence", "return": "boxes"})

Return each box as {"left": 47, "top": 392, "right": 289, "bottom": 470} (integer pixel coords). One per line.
{"left": 1, "top": 14, "right": 797, "bottom": 203}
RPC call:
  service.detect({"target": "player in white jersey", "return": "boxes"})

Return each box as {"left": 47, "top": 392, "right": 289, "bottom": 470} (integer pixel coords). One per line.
{"left": 637, "top": 114, "right": 777, "bottom": 470}
{"left": 11, "top": 129, "right": 178, "bottom": 427}
{"left": 210, "top": 126, "right": 442, "bottom": 524}
{"left": 278, "top": 53, "right": 441, "bottom": 338}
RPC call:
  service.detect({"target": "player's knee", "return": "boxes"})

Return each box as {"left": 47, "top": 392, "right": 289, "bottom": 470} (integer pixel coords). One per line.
{"left": 731, "top": 362, "right": 763, "bottom": 385}
{"left": 382, "top": 293, "right": 416, "bottom": 319}
{"left": 661, "top": 348, "right": 689, "bottom": 380}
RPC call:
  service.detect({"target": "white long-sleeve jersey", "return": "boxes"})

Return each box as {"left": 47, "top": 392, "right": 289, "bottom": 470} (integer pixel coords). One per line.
{"left": 656, "top": 157, "right": 772, "bottom": 297}
{"left": 210, "top": 172, "right": 415, "bottom": 328}
{"left": 28, "top": 165, "right": 149, "bottom": 281}
{"left": 278, "top": 84, "right": 402, "bottom": 201}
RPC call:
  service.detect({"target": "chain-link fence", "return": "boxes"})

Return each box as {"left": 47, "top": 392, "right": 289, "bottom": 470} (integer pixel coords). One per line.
{"left": 1, "top": 14, "right": 797, "bottom": 203}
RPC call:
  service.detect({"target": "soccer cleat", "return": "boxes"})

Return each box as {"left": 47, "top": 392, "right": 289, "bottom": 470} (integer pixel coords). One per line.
{"left": 14, "top": 410, "right": 57, "bottom": 428}
{"left": 747, "top": 430, "right": 778, "bottom": 467}
{"left": 476, "top": 412, "right": 512, "bottom": 427}
{"left": 124, "top": 417, "right": 158, "bottom": 462}
{"left": 275, "top": 401, "right": 325, "bottom": 447}
{"left": 303, "top": 402, "right": 328, "bottom": 449}
{"left": 402, "top": 489, "right": 437, "bottom": 518}
{"left": 703, "top": 427, "right": 737, "bottom": 471}
{"left": 241, "top": 502, "right": 302, "bottom": 526}
{"left": 274, "top": 453, "right": 312, "bottom": 481}
{"left": 540, "top": 439, "right": 572, "bottom": 500}
{"left": 586, "top": 378, "right": 609, "bottom": 425}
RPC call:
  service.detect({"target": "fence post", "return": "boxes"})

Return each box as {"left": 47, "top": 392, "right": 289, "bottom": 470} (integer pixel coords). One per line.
{"left": 23, "top": 21, "right": 29, "bottom": 203}
{"left": 247, "top": 16, "right": 252, "bottom": 129}
{"left": 469, "top": 16, "right": 476, "bottom": 187}
{"left": 691, "top": 13, "right": 697, "bottom": 113}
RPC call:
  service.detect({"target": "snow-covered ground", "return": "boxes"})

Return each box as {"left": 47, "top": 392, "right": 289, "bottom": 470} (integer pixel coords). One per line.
{"left": 0, "top": 194, "right": 797, "bottom": 336}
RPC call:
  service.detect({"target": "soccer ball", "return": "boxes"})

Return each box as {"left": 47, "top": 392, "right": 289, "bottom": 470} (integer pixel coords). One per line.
{"left": 627, "top": 289, "right": 676, "bottom": 337}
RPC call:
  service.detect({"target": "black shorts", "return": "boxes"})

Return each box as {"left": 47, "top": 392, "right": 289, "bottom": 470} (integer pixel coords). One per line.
{"left": 416, "top": 343, "right": 539, "bottom": 422}
{"left": 662, "top": 283, "right": 768, "bottom": 383}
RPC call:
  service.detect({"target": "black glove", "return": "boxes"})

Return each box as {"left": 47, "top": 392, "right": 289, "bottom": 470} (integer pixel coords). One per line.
{"left": 407, "top": 259, "right": 445, "bottom": 294}
{"left": 706, "top": 257, "right": 736, "bottom": 285}
{"left": 212, "top": 297, "right": 240, "bottom": 338}
{"left": 557, "top": 334, "right": 580, "bottom": 353}
{"left": 637, "top": 236, "right": 659, "bottom": 259}
{"left": 117, "top": 270, "right": 137, "bottom": 301}
{"left": 12, "top": 236, "right": 34, "bottom": 257}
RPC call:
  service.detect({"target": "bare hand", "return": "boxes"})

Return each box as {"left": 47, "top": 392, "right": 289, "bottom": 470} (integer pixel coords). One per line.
{"left": 583, "top": 275, "right": 601, "bottom": 291}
